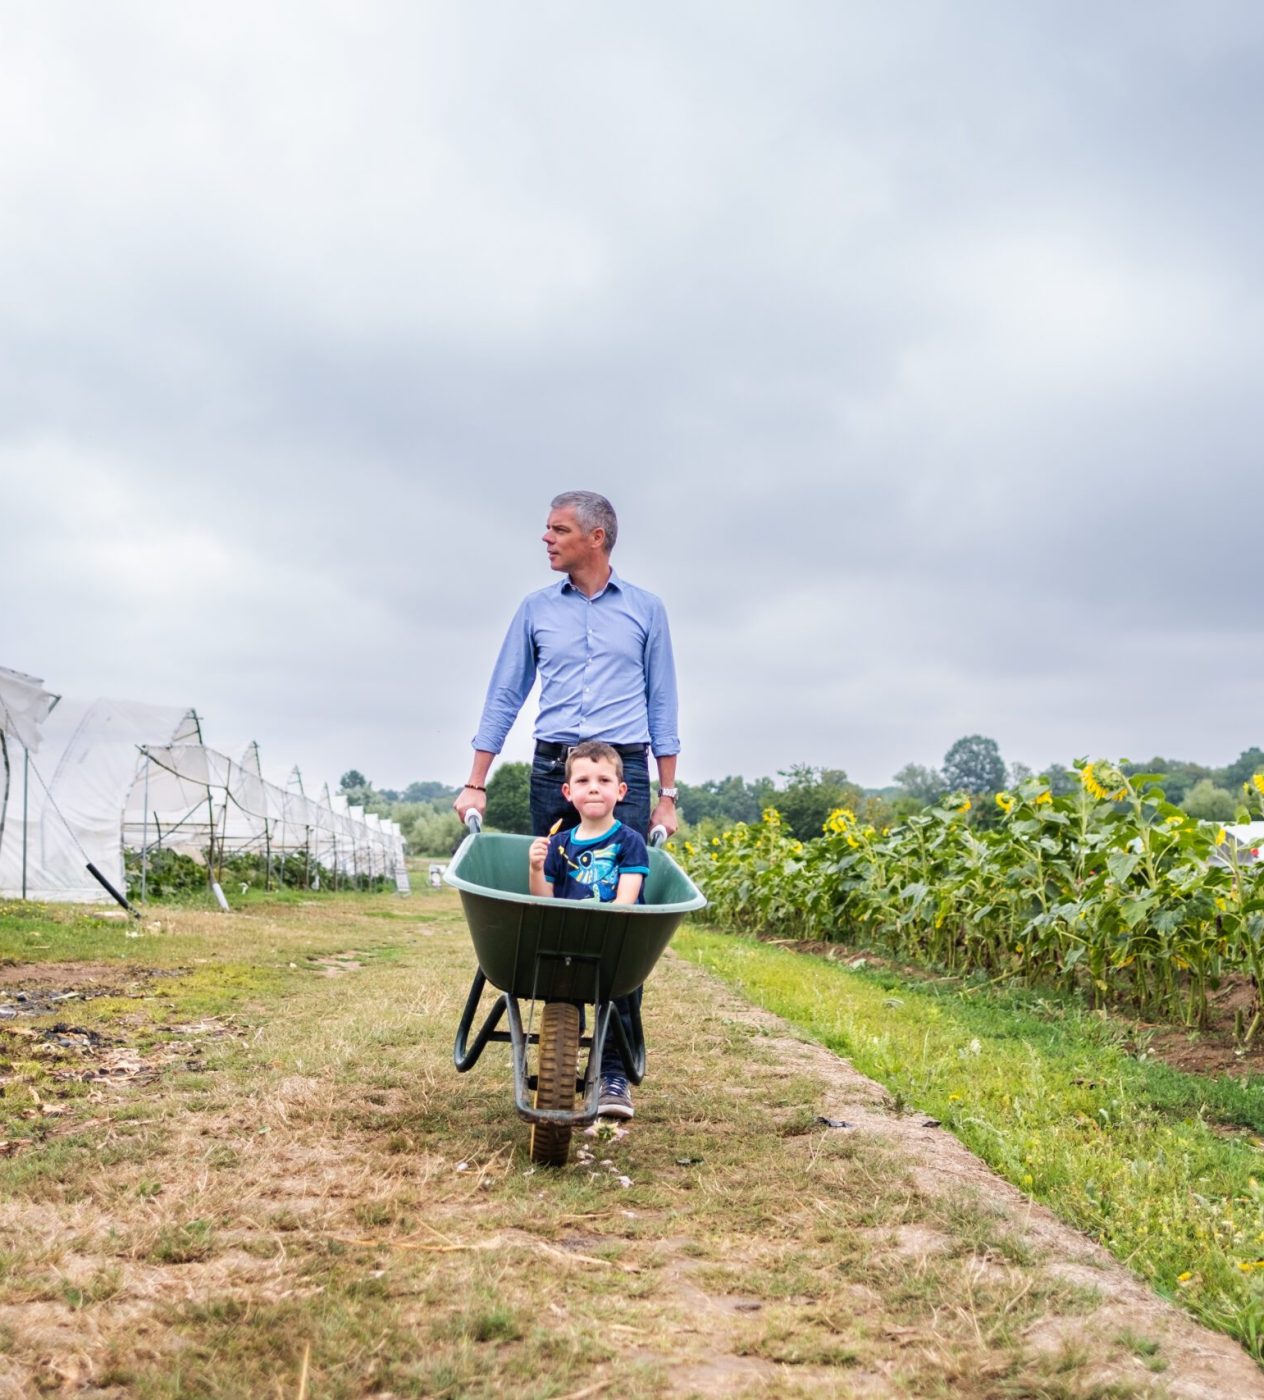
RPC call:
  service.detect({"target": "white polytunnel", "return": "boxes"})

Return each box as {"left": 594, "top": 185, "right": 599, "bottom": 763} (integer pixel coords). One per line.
{"left": 0, "top": 669, "right": 410, "bottom": 903}
{"left": 127, "top": 745, "right": 410, "bottom": 894}
{"left": 0, "top": 667, "right": 62, "bottom": 895}
{"left": 0, "top": 695, "right": 200, "bottom": 903}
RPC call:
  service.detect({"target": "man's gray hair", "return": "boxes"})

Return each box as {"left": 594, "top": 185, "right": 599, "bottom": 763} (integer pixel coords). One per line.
{"left": 551, "top": 491, "right": 618, "bottom": 552}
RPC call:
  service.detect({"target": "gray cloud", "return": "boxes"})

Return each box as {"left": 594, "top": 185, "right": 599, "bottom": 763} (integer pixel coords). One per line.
{"left": 3, "top": 2, "right": 1262, "bottom": 795}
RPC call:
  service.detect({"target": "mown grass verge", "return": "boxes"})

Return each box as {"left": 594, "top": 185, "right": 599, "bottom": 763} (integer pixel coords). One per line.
{"left": 676, "top": 924, "right": 1264, "bottom": 1361}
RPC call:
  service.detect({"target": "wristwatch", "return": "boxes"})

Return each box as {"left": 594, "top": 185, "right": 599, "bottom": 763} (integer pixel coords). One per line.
{"left": 659, "top": 787, "right": 679, "bottom": 801}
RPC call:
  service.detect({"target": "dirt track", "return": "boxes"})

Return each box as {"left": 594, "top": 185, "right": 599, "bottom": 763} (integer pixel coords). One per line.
{"left": 1, "top": 896, "right": 1261, "bottom": 1397}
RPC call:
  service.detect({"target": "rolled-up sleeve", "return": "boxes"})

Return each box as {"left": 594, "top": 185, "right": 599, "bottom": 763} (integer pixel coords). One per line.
{"left": 472, "top": 600, "right": 537, "bottom": 753}
{"left": 644, "top": 599, "right": 680, "bottom": 757}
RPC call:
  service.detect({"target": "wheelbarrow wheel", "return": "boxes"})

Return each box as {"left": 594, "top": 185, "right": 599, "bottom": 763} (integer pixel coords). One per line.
{"left": 530, "top": 1001, "right": 580, "bottom": 1167}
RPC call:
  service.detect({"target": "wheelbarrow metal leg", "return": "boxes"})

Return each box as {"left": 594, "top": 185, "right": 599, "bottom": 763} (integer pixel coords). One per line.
{"left": 453, "top": 968, "right": 513, "bottom": 1072}
{"left": 600, "top": 991, "right": 647, "bottom": 1084}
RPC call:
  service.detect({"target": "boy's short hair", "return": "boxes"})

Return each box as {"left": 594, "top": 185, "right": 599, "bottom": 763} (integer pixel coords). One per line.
{"left": 565, "top": 740, "right": 624, "bottom": 781}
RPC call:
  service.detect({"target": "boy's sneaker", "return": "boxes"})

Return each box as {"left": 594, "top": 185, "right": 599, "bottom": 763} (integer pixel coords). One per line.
{"left": 598, "top": 1074, "right": 634, "bottom": 1119}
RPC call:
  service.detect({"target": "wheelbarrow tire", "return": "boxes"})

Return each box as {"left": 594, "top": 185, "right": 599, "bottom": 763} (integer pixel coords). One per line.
{"left": 530, "top": 1001, "right": 580, "bottom": 1167}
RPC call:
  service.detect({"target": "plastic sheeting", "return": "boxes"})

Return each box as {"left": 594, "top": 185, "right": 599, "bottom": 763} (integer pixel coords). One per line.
{"left": 0, "top": 680, "right": 410, "bottom": 902}
{"left": 0, "top": 698, "right": 200, "bottom": 903}
{"left": 0, "top": 667, "right": 58, "bottom": 752}
{"left": 0, "top": 668, "right": 61, "bottom": 891}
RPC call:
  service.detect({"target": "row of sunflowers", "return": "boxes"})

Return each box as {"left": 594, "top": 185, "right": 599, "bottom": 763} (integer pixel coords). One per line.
{"left": 678, "top": 763, "right": 1264, "bottom": 1040}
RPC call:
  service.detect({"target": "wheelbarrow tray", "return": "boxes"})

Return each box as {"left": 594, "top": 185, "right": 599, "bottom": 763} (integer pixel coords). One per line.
{"left": 444, "top": 831, "right": 706, "bottom": 1002}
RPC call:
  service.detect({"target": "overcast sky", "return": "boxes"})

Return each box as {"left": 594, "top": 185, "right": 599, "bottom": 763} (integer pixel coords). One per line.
{"left": 3, "top": 2, "right": 1262, "bottom": 794}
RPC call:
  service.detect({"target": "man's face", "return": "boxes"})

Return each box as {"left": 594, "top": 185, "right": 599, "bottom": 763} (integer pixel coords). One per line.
{"left": 562, "top": 757, "right": 627, "bottom": 822}
{"left": 543, "top": 506, "right": 602, "bottom": 574}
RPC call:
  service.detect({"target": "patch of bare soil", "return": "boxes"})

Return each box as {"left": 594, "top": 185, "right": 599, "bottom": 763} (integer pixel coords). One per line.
{"left": 0, "top": 1013, "right": 242, "bottom": 1158}
{"left": 306, "top": 951, "right": 366, "bottom": 977}
{"left": 0, "top": 962, "right": 180, "bottom": 1019}
{"left": 1144, "top": 978, "right": 1264, "bottom": 1078}
{"left": 763, "top": 934, "right": 1264, "bottom": 1082}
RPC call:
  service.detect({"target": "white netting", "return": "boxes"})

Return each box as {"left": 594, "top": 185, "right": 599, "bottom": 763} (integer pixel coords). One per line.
{"left": 125, "top": 746, "right": 408, "bottom": 892}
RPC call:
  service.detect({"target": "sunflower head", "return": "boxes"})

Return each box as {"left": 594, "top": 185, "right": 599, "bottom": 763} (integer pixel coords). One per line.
{"left": 1081, "top": 761, "right": 1128, "bottom": 802}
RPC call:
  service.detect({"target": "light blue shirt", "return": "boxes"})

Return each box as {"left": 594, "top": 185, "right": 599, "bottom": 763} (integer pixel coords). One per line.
{"left": 473, "top": 570, "right": 680, "bottom": 757}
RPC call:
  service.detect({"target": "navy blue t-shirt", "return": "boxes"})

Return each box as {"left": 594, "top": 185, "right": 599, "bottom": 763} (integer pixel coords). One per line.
{"left": 543, "top": 820, "right": 650, "bottom": 903}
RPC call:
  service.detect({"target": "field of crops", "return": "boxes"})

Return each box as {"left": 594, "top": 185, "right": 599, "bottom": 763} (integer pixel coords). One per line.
{"left": 681, "top": 763, "right": 1264, "bottom": 1041}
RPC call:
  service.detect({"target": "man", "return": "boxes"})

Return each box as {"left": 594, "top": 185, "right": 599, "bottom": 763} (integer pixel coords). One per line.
{"left": 455, "top": 490, "right": 680, "bottom": 1118}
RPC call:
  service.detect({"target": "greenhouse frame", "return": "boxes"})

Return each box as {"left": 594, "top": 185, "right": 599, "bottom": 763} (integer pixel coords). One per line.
{"left": 0, "top": 666, "right": 407, "bottom": 903}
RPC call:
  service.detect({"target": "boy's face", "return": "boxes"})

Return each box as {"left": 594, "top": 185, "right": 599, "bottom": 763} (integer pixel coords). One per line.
{"left": 562, "top": 756, "right": 627, "bottom": 822}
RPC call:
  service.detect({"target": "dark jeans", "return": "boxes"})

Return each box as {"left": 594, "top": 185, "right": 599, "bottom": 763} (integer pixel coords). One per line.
{"left": 530, "top": 747, "right": 649, "bottom": 1078}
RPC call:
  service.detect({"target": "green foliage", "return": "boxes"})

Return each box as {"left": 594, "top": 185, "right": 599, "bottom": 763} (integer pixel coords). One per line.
{"left": 892, "top": 762, "right": 944, "bottom": 804}
{"left": 1182, "top": 778, "right": 1239, "bottom": 822}
{"left": 773, "top": 764, "right": 861, "bottom": 842}
{"left": 1042, "top": 762, "right": 1078, "bottom": 797}
{"left": 676, "top": 774, "right": 777, "bottom": 826}
{"left": 339, "top": 770, "right": 372, "bottom": 805}
{"left": 399, "top": 805, "right": 464, "bottom": 856}
{"left": 942, "top": 734, "right": 1006, "bottom": 795}
{"left": 485, "top": 762, "right": 532, "bottom": 834}
{"left": 1220, "top": 747, "right": 1264, "bottom": 792}
{"left": 680, "top": 762, "right": 1264, "bottom": 1043}
{"left": 123, "top": 848, "right": 390, "bottom": 900}
{"left": 402, "top": 780, "right": 458, "bottom": 804}
{"left": 122, "top": 848, "right": 206, "bottom": 899}
{"left": 1123, "top": 757, "right": 1211, "bottom": 807}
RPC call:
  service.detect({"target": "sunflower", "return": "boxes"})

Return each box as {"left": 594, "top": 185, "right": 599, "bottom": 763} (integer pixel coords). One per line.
{"left": 1081, "top": 761, "right": 1128, "bottom": 802}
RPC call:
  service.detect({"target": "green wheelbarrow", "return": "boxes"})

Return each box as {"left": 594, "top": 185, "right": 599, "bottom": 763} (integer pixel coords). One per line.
{"left": 445, "top": 814, "right": 706, "bottom": 1166}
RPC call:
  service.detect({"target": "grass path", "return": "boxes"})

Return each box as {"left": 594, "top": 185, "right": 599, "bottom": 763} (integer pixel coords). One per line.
{"left": 1, "top": 889, "right": 1261, "bottom": 1397}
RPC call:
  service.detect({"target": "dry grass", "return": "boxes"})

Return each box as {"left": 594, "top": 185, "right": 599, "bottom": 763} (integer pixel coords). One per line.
{"left": 0, "top": 889, "right": 1258, "bottom": 1397}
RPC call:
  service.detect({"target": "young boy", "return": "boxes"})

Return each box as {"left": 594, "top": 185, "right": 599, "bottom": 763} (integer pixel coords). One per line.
{"left": 528, "top": 741, "right": 650, "bottom": 905}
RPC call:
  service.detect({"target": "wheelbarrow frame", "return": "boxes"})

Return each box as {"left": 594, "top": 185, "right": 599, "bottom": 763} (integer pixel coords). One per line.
{"left": 445, "top": 821, "right": 706, "bottom": 1140}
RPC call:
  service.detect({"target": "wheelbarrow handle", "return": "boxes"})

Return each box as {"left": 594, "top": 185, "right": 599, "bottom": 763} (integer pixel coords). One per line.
{"left": 649, "top": 824, "right": 667, "bottom": 847}
{"left": 465, "top": 810, "right": 483, "bottom": 835}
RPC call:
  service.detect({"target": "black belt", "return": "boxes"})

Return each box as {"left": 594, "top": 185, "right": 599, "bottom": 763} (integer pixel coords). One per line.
{"left": 535, "top": 740, "right": 648, "bottom": 762}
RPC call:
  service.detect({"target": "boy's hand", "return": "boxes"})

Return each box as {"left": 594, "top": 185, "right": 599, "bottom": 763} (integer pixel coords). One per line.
{"left": 528, "top": 837, "right": 550, "bottom": 871}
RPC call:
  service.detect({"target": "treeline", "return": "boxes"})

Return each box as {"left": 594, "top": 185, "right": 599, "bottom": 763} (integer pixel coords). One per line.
{"left": 335, "top": 770, "right": 465, "bottom": 857}
{"left": 338, "top": 738, "right": 1264, "bottom": 856}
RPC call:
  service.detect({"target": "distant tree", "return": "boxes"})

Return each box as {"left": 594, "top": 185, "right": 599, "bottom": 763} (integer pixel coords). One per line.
{"left": 893, "top": 763, "right": 944, "bottom": 804}
{"left": 1217, "top": 747, "right": 1264, "bottom": 793}
{"left": 377, "top": 788, "right": 400, "bottom": 802}
{"left": 1008, "top": 761, "right": 1033, "bottom": 788}
{"left": 1042, "top": 763, "right": 1077, "bottom": 797}
{"left": 677, "top": 774, "right": 775, "bottom": 827}
{"left": 485, "top": 762, "right": 532, "bottom": 834}
{"left": 403, "top": 806, "right": 464, "bottom": 856}
{"left": 339, "top": 769, "right": 373, "bottom": 806}
{"left": 942, "top": 736, "right": 1006, "bottom": 796}
{"left": 774, "top": 764, "right": 862, "bottom": 842}
{"left": 1123, "top": 757, "right": 1210, "bottom": 806}
{"left": 1182, "top": 778, "right": 1238, "bottom": 822}
{"left": 403, "top": 780, "right": 459, "bottom": 803}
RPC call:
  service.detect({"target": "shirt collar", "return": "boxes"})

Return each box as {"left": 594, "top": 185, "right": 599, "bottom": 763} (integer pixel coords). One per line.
{"left": 559, "top": 567, "right": 622, "bottom": 600}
